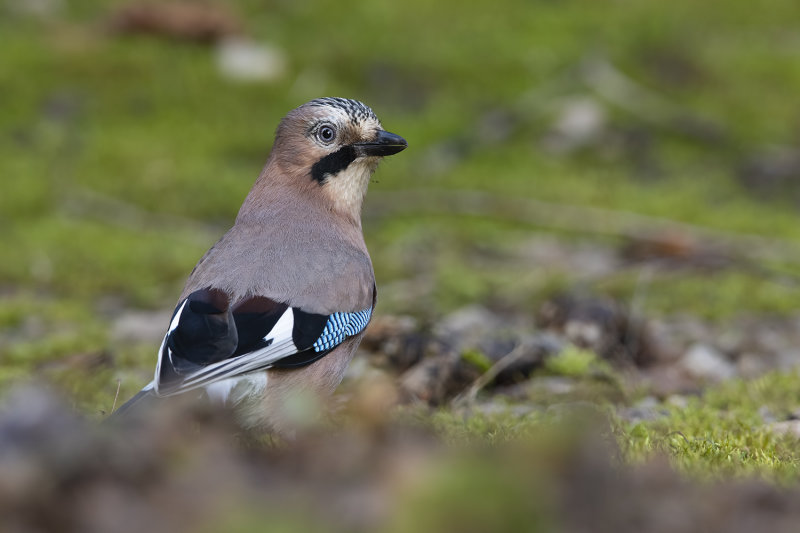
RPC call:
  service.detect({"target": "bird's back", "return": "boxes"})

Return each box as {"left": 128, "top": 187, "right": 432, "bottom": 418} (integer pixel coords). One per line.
{"left": 181, "top": 195, "right": 375, "bottom": 314}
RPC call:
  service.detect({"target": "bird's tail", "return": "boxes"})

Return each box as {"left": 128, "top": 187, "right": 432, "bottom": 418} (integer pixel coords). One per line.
{"left": 106, "top": 384, "right": 162, "bottom": 423}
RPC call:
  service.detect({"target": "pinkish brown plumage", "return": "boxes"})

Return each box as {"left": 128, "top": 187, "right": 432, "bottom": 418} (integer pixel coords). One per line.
{"left": 112, "top": 98, "right": 407, "bottom": 433}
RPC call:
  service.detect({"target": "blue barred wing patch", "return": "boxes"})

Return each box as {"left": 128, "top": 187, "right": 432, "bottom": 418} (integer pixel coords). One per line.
{"left": 313, "top": 308, "right": 372, "bottom": 352}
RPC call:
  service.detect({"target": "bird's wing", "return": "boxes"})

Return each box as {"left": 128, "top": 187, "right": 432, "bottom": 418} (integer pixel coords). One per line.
{"left": 153, "top": 287, "right": 373, "bottom": 397}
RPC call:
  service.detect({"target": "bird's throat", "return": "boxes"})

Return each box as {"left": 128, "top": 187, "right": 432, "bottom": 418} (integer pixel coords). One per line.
{"left": 322, "top": 158, "right": 378, "bottom": 223}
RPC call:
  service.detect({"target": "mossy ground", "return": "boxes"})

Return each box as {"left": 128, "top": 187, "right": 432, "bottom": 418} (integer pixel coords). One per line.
{"left": 3, "top": 0, "right": 800, "bottom": 512}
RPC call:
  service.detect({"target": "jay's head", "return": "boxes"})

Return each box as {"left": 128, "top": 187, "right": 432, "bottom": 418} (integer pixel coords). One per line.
{"left": 266, "top": 97, "right": 407, "bottom": 218}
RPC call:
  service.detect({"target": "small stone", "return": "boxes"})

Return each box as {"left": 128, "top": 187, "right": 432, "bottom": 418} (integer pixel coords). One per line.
{"left": 665, "top": 395, "right": 689, "bottom": 409}
{"left": 776, "top": 349, "right": 800, "bottom": 370}
{"left": 6, "top": 0, "right": 62, "bottom": 17}
{"left": 737, "top": 352, "right": 772, "bottom": 379}
{"left": 216, "top": 38, "right": 287, "bottom": 82}
{"left": 646, "top": 320, "right": 686, "bottom": 363}
{"left": 546, "top": 401, "right": 605, "bottom": 422}
{"left": 642, "top": 364, "right": 699, "bottom": 396}
{"left": 767, "top": 420, "right": 800, "bottom": 439}
{"left": 435, "top": 305, "right": 502, "bottom": 346}
{"left": 542, "top": 97, "right": 607, "bottom": 154}
{"left": 527, "top": 376, "right": 576, "bottom": 396}
{"left": 636, "top": 396, "right": 659, "bottom": 409}
{"left": 679, "top": 343, "right": 736, "bottom": 382}
{"left": 473, "top": 401, "right": 511, "bottom": 417}
{"left": 537, "top": 293, "right": 653, "bottom": 367}
{"left": 759, "top": 406, "right": 777, "bottom": 424}
{"left": 360, "top": 315, "right": 425, "bottom": 373}
{"left": 617, "top": 396, "right": 668, "bottom": 423}
{"left": 617, "top": 405, "right": 668, "bottom": 424}
{"left": 398, "top": 352, "right": 466, "bottom": 405}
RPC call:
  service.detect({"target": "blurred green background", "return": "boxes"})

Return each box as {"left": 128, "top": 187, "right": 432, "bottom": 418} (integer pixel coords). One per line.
{"left": 2, "top": 0, "right": 800, "bottom": 412}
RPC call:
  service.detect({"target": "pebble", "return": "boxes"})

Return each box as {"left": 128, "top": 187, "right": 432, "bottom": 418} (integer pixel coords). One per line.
{"left": 216, "top": 38, "right": 287, "bottom": 82}
{"left": 767, "top": 420, "right": 800, "bottom": 439}
{"left": 679, "top": 343, "right": 737, "bottom": 382}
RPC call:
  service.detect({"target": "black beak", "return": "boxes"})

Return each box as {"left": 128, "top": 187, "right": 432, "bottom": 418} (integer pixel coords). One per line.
{"left": 353, "top": 130, "right": 408, "bottom": 157}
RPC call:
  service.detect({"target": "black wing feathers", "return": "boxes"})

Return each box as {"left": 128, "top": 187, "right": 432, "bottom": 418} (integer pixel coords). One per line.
{"left": 290, "top": 308, "right": 329, "bottom": 349}
{"left": 166, "top": 289, "right": 296, "bottom": 365}
{"left": 157, "top": 287, "right": 370, "bottom": 394}
{"left": 263, "top": 308, "right": 331, "bottom": 369}
{"left": 167, "top": 288, "right": 237, "bottom": 366}
{"left": 231, "top": 297, "right": 288, "bottom": 356}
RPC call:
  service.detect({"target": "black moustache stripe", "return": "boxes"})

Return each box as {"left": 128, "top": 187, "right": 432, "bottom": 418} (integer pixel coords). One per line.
{"left": 310, "top": 145, "right": 357, "bottom": 184}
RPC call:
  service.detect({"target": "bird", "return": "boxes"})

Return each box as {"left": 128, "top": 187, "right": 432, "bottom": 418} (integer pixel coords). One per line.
{"left": 112, "top": 97, "right": 407, "bottom": 432}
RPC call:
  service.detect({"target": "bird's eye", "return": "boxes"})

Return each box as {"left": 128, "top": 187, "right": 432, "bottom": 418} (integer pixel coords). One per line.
{"left": 317, "top": 125, "right": 336, "bottom": 144}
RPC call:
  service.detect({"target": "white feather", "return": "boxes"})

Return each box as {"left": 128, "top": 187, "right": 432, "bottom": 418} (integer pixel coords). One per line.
{"left": 204, "top": 373, "right": 268, "bottom": 405}
{"left": 157, "top": 307, "right": 298, "bottom": 396}
{"left": 267, "top": 306, "right": 295, "bottom": 344}
{"left": 167, "top": 300, "right": 188, "bottom": 333}
{"left": 153, "top": 300, "right": 189, "bottom": 394}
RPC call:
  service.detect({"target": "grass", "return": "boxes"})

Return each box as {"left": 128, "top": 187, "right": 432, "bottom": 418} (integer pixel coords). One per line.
{"left": 391, "top": 342, "right": 800, "bottom": 484}
{"left": 617, "top": 371, "right": 800, "bottom": 484}
{"left": 3, "top": 0, "right": 800, "bottom": 488}
{"left": 418, "top": 371, "right": 800, "bottom": 484}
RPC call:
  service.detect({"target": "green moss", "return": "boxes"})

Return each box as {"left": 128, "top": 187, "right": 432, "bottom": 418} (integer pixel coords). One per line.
{"left": 598, "top": 270, "right": 800, "bottom": 320}
{"left": 3, "top": 0, "right": 800, "bottom": 492}
{"left": 460, "top": 349, "right": 493, "bottom": 373}
{"left": 544, "top": 346, "right": 603, "bottom": 377}
{"left": 3, "top": 0, "right": 800, "bottom": 319}
{"left": 616, "top": 371, "right": 800, "bottom": 483}
{"left": 426, "top": 408, "right": 546, "bottom": 446}
{"left": 404, "top": 370, "right": 800, "bottom": 484}
{"left": 202, "top": 510, "right": 329, "bottom": 533}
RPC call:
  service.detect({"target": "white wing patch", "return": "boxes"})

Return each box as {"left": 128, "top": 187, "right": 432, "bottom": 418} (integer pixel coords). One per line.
{"left": 267, "top": 305, "right": 294, "bottom": 344}
{"left": 154, "top": 300, "right": 188, "bottom": 392}
{"left": 154, "top": 307, "right": 298, "bottom": 397}
{"left": 151, "top": 298, "right": 373, "bottom": 400}
{"left": 168, "top": 300, "right": 188, "bottom": 333}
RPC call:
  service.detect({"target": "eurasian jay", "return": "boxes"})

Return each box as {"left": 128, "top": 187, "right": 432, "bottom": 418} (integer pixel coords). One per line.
{"left": 113, "top": 97, "right": 407, "bottom": 431}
